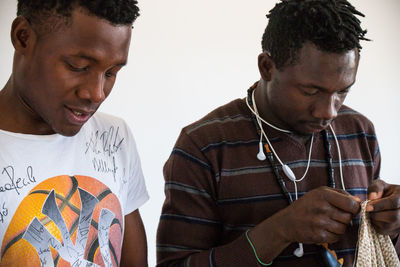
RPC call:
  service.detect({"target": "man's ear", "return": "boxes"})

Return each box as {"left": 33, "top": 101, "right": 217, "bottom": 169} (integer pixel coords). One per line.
{"left": 10, "top": 16, "right": 36, "bottom": 53}
{"left": 258, "top": 52, "right": 275, "bottom": 81}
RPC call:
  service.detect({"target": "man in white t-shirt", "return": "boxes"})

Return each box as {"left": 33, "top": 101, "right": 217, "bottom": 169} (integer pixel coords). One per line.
{"left": 0, "top": 1, "right": 149, "bottom": 266}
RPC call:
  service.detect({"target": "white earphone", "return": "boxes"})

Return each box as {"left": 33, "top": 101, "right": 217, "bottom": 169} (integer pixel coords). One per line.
{"left": 293, "top": 243, "right": 304, "bottom": 258}
{"left": 257, "top": 134, "right": 267, "bottom": 161}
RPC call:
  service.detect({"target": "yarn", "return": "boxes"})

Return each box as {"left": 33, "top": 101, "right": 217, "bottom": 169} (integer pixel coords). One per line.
{"left": 355, "top": 201, "right": 400, "bottom": 267}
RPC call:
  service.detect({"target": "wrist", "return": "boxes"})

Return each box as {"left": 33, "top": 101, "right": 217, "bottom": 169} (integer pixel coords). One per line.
{"left": 270, "top": 207, "right": 295, "bottom": 244}
{"left": 246, "top": 230, "right": 273, "bottom": 266}
{"left": 248, "top": 213, "right": 293, "bottom": 263}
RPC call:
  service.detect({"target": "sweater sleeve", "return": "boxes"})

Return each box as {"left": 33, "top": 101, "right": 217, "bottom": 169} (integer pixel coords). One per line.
{"left": 156, "top": 130, "right": 260, "bottom": 267}
{"left": 372, "top": 136, "right": 400, "bottom": 257}
{"left": 373, "top": 141, "right": 381, "bottom": 180}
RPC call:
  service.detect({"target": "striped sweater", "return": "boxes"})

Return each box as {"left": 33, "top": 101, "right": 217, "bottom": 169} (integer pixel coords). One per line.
{"left": 157, "top": 98, "right": 393, "bottom": 266}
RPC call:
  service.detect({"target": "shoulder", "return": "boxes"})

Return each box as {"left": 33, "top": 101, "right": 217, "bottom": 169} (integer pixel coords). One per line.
{"left": 183, "top": 98, "right": 252, "bottom": 136}
{"left": 178, "top": 99, "right": 252, "bottom": 147}
{"left": 333, "top": 105, "right": 376, "bottom": 135}
{"left": 170, "top": 99, "right": 256, "bottom": 156}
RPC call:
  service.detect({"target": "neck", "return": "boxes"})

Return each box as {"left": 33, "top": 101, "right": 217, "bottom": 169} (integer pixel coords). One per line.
{"left": 0, "top": 77, "right": 50, "bottom": 134}
{"left": 254, "top": 80, "right": 290, "bottom": 132}
{"left": 251, "top": 81, "right": 291, "bottom": 133}
{"left": 290, "top": 132, "right": 314, "bottom": 146}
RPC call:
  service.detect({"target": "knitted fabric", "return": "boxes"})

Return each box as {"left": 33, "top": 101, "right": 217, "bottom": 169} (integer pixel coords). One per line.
{"left": 355, "top": 201, "right": 400, "bottom": 267}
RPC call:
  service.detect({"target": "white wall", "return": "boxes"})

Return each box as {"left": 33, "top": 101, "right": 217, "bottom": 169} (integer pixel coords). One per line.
{"left": 0, "top": 1, "right": 399, "bottom": 266}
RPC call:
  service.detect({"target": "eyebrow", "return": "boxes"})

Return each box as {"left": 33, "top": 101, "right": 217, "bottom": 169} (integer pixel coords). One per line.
{"left": 70, "top": 54, "right": 127, "bottom": 67}
{"left": 297, "top": 80, "right": 356, "bottom": 92}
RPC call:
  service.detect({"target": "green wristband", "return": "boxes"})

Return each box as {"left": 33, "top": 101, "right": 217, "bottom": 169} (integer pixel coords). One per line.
{"left": 245, "top": 229, "right": 273, "bottom": 266}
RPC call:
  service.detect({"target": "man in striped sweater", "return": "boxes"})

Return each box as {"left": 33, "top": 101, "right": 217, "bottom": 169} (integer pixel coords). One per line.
{"left": 157, "top": 0, "right": 400, "bottom": 266}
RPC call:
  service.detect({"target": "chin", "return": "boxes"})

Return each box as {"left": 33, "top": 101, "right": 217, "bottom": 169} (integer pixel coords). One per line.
{"left": 295, "top": 123, "right": 327, "bottom": 136}
{"left": 292, "top": 127, "right": 316, "bottom": 136}
{"left": 53, "top": 125, "right": 83, "bottom": 137}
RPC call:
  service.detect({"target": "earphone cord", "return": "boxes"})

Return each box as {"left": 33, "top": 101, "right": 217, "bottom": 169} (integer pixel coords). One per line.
{"left": 329, "top": 124, "right": 345, "bottom": 191}
{"left": 246, "top": 86, "right": 340, "bottom": 201}
{"left": 250, "top": 88, "right": 314, "bottom": 183}
{"left": 264, "top": 142, "right": 294, "bottom": 204}
{"left": 247, "top": 86, "right": 292, "bottom": 134}
{"left": 263, "top": 130, "right": 335, "bottom": 202}
{"left": 246, "top": 86, "right": 345, "bottom": 262}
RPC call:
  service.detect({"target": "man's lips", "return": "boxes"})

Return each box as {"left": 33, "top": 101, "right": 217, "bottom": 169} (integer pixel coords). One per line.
{"left": 65, "top": 106, "right": 94, "bottom": 125}
{"left": 306, "top": 122, "right": 331, "bottom": 131}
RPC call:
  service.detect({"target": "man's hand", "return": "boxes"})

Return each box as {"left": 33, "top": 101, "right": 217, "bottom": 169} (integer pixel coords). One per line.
{"left": 247, "top": 186, "right": 361, "bottom": 263}
{"left": 276, "top": 186, "right": 360, "bottom": 245}
{"left": 367, "top": 179, "right": 400, "bottom": 236}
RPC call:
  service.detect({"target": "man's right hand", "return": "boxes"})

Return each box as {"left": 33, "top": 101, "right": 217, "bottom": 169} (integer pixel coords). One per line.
{"left": 247, "top": 186, "right": 361, "bottom": 263}
{"left": 275, "top": 186, "right": 361, "bottom": 245}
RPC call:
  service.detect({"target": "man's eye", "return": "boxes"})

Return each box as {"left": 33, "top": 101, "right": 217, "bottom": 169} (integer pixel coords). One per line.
{"left": 302, "top": 89, "right": 319, "bottom": 96}
{"left": 105, "top": 71, "right": 116, "bottom": 78}
{"left": 67, "top": 62, "right": 89, "bottom": 72}
{"left": 338, "top": 89, "right": 350, "bottom": 95}
{"left": 105, "top": 66, "right": 123, "bottom": 78}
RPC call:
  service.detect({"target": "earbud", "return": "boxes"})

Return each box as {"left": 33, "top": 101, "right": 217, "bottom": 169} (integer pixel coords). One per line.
{"left": 293, "top": 243, "right": 304, "bottom": 257}
{"left": 282, "top": 164, "right": 296, "bottom": 182}
{"left": 257, "top": 141, "right": 266, "bottom": 161}
{"left": 257, "top": 131, "right": 266, "bottom": 161}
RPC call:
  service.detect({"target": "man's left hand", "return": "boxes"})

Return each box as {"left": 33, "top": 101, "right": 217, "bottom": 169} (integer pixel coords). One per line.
{"left": 367, "top": 179, "right": 400, "bottom": 236}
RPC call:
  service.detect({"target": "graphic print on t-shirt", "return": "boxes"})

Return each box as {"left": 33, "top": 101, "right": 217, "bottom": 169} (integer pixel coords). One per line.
{"left": 0, "top": 175, "right": 123, "bottom": 266}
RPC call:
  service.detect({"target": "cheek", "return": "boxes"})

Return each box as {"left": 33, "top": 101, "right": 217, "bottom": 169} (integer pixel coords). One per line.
{"left": 103, "top": 79, "right": 116, "bottom": 98}
{"left": 29, "top": 64, "right": 60, "bottom": 93}
{"left": 282, "top": 91, "right": 312, "bottom": 113}
{"left": 50, "top": 64, "right": 81, "bottom": 89}
{"left": 338, "top": 94, "right": 347, "bottom": 105}
{"left": 327, "top": 93, "right": 347, "bottom": 112}
{"left": 287, "top": 102, "right": 312, "bottom": 120}
{"left": 35, "top": 55, "right": 82, "bottom": 90}
{"left": 270, "top": 87, "right": 302, "bottom": 109}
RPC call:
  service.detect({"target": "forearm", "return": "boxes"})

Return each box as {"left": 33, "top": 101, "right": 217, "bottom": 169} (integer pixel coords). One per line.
{"left": 158, "top": 233, "right": 282, "bottom": 267}
{"left": 247, "top": 212, "right": 292, "bottom": 264}
{"left": 121, "top": 210, "right": 148, "bottom": 267}
{"left": 158, "top": 215, "right": 290, "bottom": 267}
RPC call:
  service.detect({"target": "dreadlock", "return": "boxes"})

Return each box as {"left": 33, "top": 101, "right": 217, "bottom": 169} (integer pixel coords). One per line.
{"left": 262, "top": 0, "right": 369, "bottom": 70}
{"left": 17, "top": 0, "right": 139, "bottom": 36}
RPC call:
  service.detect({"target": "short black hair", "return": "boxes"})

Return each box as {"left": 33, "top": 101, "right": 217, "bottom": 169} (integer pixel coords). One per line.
{"left": 262, "top": 0, "right": 369, "bottom": 70}
{"left": 17, "top": 0, "right": 140, "bottom": 35}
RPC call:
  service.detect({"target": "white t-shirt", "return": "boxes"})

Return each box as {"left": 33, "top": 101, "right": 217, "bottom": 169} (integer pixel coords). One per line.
{"left": 0, "top": 112, "right": 149, "bottom": 266}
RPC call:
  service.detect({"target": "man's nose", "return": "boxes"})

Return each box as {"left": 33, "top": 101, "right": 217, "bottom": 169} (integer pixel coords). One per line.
{"left": 312, "top": 95, "right": 339, "bottom": 122}
{"left": 76, "top": 74, "right": 106, "bottom": 104}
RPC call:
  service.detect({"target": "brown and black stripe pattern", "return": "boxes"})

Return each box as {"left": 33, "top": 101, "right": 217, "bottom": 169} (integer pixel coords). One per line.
{"left": 157, "top": 98, "right": 385, "bottom": 267}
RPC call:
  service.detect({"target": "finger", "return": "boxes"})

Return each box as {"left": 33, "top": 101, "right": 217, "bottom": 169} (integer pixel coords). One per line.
{"left": 368, "top": 179, "right": 388, "bottom": 201}
{"left": 367, "top": 201, "right": 400, "bottom": 234}
{"left": 305, "top": 229, "right": 341, "bottom": 245}
{"left": 324, "top": 219, "right": 348, "bottom": 235}
{"left": 329, "top": 188, "right": 362, "bottom": 204}
{"left": 370, "top": 209, "right": 399, "bottom": 224}
{"left": 324, "top": 189, "right": 360, "bottom": 215}
{"left": 319, "top": 230, "right": 342, "bottom": 244}
{"left": 369, "top": 209, "right": 400, "bottom": 235}
{"left": 369, "top": 219, "right": 400, "bottom": 236}
{"left": 335, "top": 188, "right": 362, "bottom": 203}
{"left": 330, "top": 209, "right": 352, "bottom": 225}
{"left": 367, "top": 195, "right": 400, "bottom": 212}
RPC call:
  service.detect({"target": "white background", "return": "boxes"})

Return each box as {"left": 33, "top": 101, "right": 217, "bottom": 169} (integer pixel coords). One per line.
{"left": 0, "top": 1, "right": 399, "bottom": 266}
